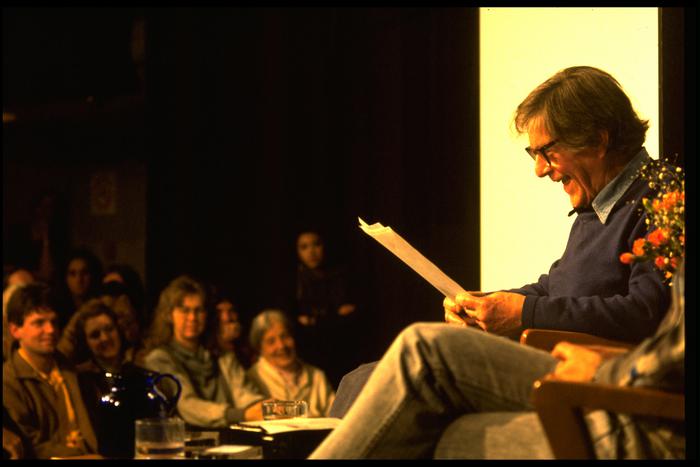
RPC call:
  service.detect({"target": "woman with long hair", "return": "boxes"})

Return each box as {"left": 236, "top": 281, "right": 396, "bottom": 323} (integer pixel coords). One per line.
{"left": 142, "top": 275, "right": 265, "bottom": 428}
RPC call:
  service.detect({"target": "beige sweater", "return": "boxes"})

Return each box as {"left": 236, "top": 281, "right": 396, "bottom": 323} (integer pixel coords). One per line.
{"left": 143, "top": 343, "right": 264, "bottom": 427}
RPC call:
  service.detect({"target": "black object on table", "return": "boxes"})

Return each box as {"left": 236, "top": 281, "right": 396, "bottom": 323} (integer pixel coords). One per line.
{"left": 187, "top": 423, "right": 332, "bottom": 459}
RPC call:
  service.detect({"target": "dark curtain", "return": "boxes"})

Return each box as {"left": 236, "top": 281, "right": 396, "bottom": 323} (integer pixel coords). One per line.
{"left": 145, "top": 8, "right": 480, "bottom": 360}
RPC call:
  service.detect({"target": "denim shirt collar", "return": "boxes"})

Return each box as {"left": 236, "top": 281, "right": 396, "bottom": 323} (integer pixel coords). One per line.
{"left": 574, "top": 147, "right": 650, "bottom": 224}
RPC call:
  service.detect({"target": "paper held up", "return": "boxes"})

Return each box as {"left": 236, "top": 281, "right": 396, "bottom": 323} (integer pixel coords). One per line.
{"left": 358, "top": 217, "right": 467, "bottom": 300}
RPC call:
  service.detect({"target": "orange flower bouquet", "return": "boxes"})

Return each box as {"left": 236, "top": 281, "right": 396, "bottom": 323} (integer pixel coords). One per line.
{"left": 619, "top": 158, "right": 685, "bottom": 284}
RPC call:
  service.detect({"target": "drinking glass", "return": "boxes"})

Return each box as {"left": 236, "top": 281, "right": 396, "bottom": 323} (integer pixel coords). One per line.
{"left": 262, "top": 400, "right": 309, "bottom": 420}
{"left": 134, "top": 417, "right": 185, "bottom": 459}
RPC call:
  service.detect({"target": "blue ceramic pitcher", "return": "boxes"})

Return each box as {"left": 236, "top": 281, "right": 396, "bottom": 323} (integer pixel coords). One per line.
{"left": 94, "top": 365, "right": 182, "bottom": 457}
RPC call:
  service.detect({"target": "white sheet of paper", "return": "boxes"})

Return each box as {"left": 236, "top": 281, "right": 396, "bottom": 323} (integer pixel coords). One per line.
{"left": 235, "top": 417, "right": 341, "bottom": 435}
{"left": 359, "top": 217, "right": 466, "bottom": 300}
{"left": 204, "top": 445, "right": 259, "bottom": 454}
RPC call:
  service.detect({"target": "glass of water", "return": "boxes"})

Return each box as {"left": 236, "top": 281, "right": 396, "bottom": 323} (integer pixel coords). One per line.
{"left": 262, "top": 400, "right": 309, "bottom": 420}
{"left": 134, "top": 417, "right": 185, "bottom": 459}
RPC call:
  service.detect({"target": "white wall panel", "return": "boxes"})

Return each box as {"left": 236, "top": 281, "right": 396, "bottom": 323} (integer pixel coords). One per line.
{"left": 479, "top": 7, "right": 659, "bottom": 290}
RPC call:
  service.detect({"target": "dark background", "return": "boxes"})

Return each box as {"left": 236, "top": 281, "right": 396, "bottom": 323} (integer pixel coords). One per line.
{"left": 3, "top": 8, "right": 480, "bottom": 362}
{"left": 2, "top": 7, "right": 693, "bottom": 372}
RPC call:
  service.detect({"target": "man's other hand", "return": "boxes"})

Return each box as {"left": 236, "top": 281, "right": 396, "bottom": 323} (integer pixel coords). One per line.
{"left": 546, "top": 341, "right": 604, "bottom": 382}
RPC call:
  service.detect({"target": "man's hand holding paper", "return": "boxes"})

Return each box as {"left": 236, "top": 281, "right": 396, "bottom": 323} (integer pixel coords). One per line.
{"left": 451, "top": 291, "right": 525, "bottom": 337}
{"left": 443, "top": 294, "right": 480, "bottom": 328}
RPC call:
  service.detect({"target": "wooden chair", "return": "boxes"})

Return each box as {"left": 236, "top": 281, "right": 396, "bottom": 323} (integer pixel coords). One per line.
{"left": 519, "top": 328, "right": 685, "bottom": 459}
{"left": 519, "top": 328, "right": 636, "bottom": 352}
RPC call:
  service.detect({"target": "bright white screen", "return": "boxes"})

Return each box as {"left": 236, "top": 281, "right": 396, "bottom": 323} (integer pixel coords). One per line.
{"left": 479, "top": 7, "right": 659, "bottom": 291}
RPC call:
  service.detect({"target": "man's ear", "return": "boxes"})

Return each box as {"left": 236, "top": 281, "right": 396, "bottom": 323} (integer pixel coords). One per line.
{"left": 8, "top": 322, "right": 22, "bottom": 340}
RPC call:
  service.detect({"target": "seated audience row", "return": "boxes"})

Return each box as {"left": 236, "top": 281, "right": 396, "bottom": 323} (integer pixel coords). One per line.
{"left": 3, "top": 270, "right": 339, "bottom": 459}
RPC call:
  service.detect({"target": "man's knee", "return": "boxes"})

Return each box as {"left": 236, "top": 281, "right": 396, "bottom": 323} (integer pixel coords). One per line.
{"left": 397, "top": 322, "right": 470, "bottom": 349}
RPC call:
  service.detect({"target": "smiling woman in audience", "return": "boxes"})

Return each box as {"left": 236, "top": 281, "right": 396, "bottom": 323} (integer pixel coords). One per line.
{"left": 247, "top": 309, "right": 335, "bottom": 417}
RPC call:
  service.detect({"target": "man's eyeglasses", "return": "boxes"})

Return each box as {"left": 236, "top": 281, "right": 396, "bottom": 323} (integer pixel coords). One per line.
{"left": 525, "top": 140, "right": 557, "bottom": 166}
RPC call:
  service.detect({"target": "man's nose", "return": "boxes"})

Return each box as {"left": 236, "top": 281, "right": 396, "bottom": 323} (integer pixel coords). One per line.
{"left": 534, "top": 154, "right": 552, "bottom": 178}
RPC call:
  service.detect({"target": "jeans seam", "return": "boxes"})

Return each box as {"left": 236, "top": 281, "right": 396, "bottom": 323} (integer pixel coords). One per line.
{"left": 357, "top": 368, "right": 426, "bottom": 458}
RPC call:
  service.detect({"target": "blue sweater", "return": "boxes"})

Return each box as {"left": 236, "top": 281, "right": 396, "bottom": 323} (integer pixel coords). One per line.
{"left": 510, "top": 155, "right": 670, "bottom": 343}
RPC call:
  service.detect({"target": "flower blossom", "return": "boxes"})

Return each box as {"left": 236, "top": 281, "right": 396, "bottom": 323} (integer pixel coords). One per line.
{"left": 618, "top": 159, "right": 683, "bottom": 284}
{"left": 619, "top": 252, "right": 635, "bottom": 264}
{"left": 647, "top": 228, "right": 668, "bottom": 247}
{"left": 662, "top": 191, "right": 681, "bottom": 210}
{"left": 654, "top": 256, "right": 667, "bottom": 269}
{"left": 670, "top": 257, "right": 679, "bottom": 270}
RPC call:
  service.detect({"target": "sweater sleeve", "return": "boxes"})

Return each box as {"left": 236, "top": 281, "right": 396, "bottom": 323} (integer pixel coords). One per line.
{"left": 519, "top": 259, "right": 669, "bottom": 342}
{"left": 143, "top": 348, "right": 231, "bottom": 428}
{"left": 219, "top": 353, "right": 265, "bottom": 418}
{"left": 506, "top": 271, "right": 552, "bottom": 297}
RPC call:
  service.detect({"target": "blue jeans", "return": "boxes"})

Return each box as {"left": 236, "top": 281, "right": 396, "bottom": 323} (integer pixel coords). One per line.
{"left": 328, "top": 361, "right": 378, "bottom": 418}
{"left": 310, "top": 322, "right": 558, "bottom": 459}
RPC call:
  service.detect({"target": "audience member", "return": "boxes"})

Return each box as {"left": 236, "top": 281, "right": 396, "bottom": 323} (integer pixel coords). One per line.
{"left": 57, "top": 290, "right": 145, "bottom": 369}
{"left": 98, "top": 280, "right": 144, "bottom": 360}
{"left": 142, "top": 275, "right": 266, "bottom": 427}
{"left": 4, "top": 267, "right": 35, "bottom": 289}
{"left": 247, "top": 309, "right": 336, "bottom": 417}
{"left": 52, "top": 248, "right": 104, "bottom": 330}
{"left": 58, "top": 299, "right": 155, "bottom": 458}
{"left": 293, "top": 229, "right": 361, "bottom": 387}
{"left": 210, "top": 288, "right": 255, "bottom": 368}
{"left": 58, "top": 298, "right": 140, "bottom": 370}
{"left": 3, "top": 283, "right": 98, "bottom": 458}
{"left": 3, "top": 271, "right": 36, "bottom": 361}
{"left": 101, "top": 263, "right": 147, "bottom": 328}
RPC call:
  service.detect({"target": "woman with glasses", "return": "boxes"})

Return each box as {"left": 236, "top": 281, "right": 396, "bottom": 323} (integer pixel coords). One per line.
{"left": 142, "top": 275, "right": 266, "bottom": 427}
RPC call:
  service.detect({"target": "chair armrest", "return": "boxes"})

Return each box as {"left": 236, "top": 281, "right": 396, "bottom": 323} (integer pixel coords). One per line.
{"left": 519, "top": 329, "right": 636, "bottom": 352}
{"left": 532, "top": 379, "right": 685, "bottom": 419}
{"left": 531, "top": 379, "right": 685, "bottom": 459}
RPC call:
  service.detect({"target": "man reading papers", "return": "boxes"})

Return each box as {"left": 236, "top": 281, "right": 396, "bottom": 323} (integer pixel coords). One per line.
{"left": 326, "top": 65, "right": 673, "bottom": 456}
